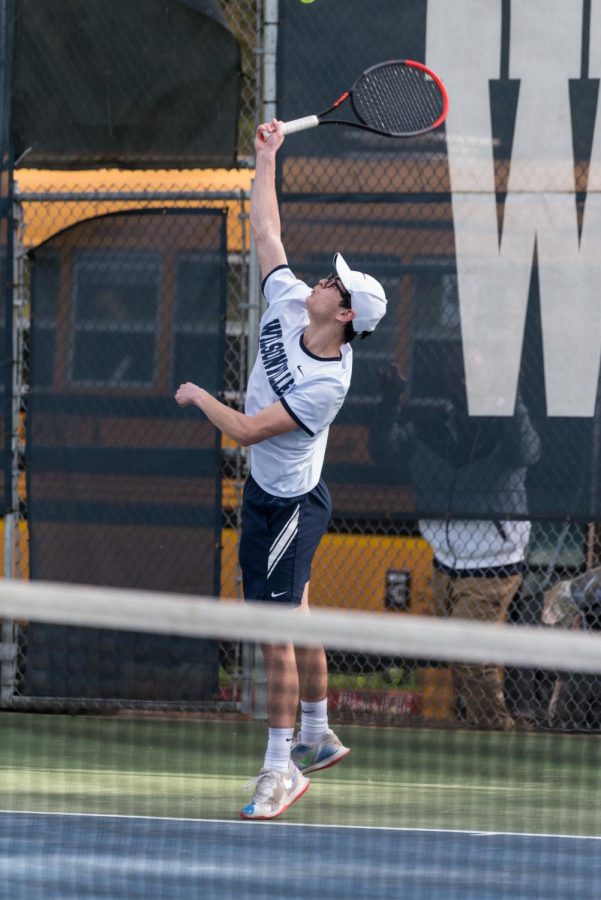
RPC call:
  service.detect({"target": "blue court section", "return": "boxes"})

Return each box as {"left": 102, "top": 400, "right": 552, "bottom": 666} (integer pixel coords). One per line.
{"left": 1, "top": 812, "right": 600, "bottom": 899}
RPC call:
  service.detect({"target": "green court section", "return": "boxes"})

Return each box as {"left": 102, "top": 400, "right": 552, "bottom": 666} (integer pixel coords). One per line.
{"left": 1, "top": 713, "right": 600, "bottom": 836}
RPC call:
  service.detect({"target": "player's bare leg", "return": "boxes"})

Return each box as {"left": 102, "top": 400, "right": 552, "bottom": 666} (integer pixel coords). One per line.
{"left": 292, "top": 583, "right": 351, "bottom": 775}
{"left": 240, "top": 641, "right": 309, "bottom": 820}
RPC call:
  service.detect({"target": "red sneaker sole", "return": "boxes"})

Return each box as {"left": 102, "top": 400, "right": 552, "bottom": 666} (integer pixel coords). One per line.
{"left": 302, "top": 747, "right": 351, "bottom": 775}
{"left": 239, "top": 777, "right": 310, "bottom": 821}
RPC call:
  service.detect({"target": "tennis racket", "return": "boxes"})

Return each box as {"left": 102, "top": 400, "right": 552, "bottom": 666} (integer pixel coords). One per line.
{"left": 261, "top": 59, "right": 448, "bottom": 141}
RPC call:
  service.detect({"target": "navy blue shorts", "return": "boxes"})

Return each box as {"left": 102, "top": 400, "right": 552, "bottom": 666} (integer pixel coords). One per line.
{"left": 239, "top": 475, "right": 332, "bottom": 606}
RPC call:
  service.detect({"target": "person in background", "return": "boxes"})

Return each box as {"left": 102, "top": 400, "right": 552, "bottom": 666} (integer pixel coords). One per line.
{"left": 370, "top": 360, "right": 541, "bottom": 729}
{"left": 176, "top": 119, "right": 387, "bottom": 817}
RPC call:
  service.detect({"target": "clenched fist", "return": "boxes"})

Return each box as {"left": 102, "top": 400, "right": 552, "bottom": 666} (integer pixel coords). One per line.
{"left": 174, "top": 382, "right": 201, "bottom": 407}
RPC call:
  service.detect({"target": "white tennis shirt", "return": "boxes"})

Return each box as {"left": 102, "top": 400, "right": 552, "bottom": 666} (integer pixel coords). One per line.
{"left": 245, "top": 266, "right": 353, "bottom": 497}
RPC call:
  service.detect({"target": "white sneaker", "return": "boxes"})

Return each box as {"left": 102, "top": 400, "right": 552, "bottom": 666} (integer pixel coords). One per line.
{"left": 290, "top": 730, "right": 351, "bottom": 774}
{"left": 239, "top": 760, "right": 310, "bottom": 820}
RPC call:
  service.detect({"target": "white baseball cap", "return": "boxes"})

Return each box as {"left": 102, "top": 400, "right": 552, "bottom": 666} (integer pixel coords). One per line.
{"left": 333, "top": 252, "right": 387, "bottom": 333}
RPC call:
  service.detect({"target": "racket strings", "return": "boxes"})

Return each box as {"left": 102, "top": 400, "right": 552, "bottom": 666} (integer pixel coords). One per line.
{"left": 353, "top": 63, "right": 445, "bottom": 136}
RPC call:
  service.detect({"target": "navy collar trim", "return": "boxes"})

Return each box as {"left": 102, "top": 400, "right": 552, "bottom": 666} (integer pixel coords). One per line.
{"left": 300, "top": 333, "right": 341, "bottom": 362}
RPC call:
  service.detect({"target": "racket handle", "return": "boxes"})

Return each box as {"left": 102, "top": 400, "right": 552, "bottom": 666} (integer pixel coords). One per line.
{"left": 260, "top": 115, "right": 319, "bottom": 141}
{"left": 281, "top": 115, "right": 319, "bottom": 135}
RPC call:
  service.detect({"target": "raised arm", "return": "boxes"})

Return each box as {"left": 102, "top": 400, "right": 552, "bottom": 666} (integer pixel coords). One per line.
{"left": 498, "top": 393, "right": 542, "bottom": 468}
{"left": 251, "top": 120, "right": 288, "bottom": 280}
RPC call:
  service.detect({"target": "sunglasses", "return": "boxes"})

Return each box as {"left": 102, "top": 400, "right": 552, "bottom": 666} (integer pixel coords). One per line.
{"left": 323, "top": 273, "right": 352, "bottom": 307}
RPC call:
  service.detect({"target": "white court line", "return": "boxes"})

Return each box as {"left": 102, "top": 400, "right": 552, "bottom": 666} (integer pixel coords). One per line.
{"left": 0, "top": 808, "right": 599, "bottom": 842}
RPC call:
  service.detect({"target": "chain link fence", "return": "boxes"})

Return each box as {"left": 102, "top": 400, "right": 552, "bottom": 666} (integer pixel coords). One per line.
{"left": 1, "top": 0, "right": 261, "bottom": 710}
{"left": 1, "top": 0, "right": 600, "bottom": 731}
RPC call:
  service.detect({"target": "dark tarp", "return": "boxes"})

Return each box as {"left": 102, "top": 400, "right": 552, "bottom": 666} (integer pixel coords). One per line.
{"left": 23, "top": 208, "right": 227, "bottom": 700}
{"left": 12, "top": 0, "right": 241, "bottom": 169}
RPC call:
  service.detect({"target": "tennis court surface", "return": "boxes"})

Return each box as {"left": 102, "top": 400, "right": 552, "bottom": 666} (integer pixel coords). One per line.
{"left": 2, "top": 708, "right": 600, "bottom": 897}
{"left": 1, "top": 581, "right": 601, "bottom": 897}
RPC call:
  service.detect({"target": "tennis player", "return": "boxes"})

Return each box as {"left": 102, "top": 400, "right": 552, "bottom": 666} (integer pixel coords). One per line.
{"left": 175, "top": 119, "right": 387, "bottom": 820}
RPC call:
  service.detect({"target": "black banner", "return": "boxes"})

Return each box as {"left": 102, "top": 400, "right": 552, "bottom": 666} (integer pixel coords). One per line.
{"left": 24, "top": 209, "right": 227, "bottom": 700}
{"left": 277, "top": 0, "right": 601, "bottom": 522}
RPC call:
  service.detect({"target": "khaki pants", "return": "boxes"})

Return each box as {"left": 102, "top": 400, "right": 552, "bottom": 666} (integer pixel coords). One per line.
{"left": 432, "top": 569, "right": 522, "bottom": 729}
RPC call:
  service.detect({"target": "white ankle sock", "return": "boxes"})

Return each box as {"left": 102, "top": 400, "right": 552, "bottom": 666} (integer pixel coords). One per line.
{"left": 300, "top": 698, "right": 329, "bottom": 744}
{"left": 263, "top": 727, "right": 294, "bottom": 772}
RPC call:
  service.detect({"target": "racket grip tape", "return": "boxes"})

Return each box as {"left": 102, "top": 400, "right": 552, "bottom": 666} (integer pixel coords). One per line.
{"left": 281, "top": 115, "right": 319, "bottom": 135}
{"left": 261, "top": 115, "right": 319, "bottom": 140}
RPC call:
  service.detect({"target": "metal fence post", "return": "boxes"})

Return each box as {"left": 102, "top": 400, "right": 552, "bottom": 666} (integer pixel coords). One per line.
{"left": 240, "top": 0, "right": 279, "bottom": 721}
{"left": 1, "top": 198, "right": 25, "bottom": 707}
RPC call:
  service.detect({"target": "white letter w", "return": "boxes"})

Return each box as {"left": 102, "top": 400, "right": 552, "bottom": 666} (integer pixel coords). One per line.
{"left": 427, "top": 0, "right": 601, "bottom": 416}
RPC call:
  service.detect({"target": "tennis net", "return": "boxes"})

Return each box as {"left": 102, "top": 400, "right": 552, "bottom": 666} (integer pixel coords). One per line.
{"left": 1, "top": 578, "right": 600, "bottom": 899}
